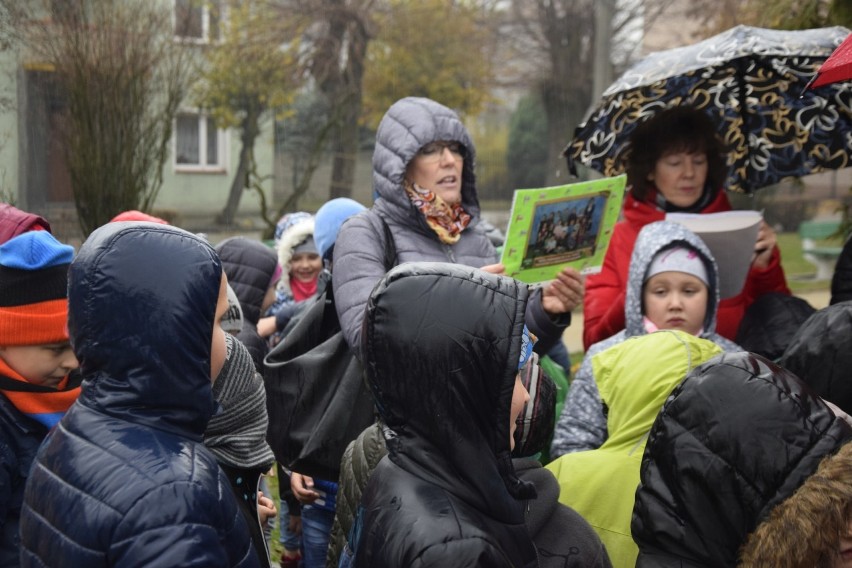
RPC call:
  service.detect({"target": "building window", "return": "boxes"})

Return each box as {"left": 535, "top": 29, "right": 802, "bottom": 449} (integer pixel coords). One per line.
{"left": 175, "top": 112, "right": 226, "bottom": 171}
{"left": 174, "top": 0, "right": 221, "bottom": 42}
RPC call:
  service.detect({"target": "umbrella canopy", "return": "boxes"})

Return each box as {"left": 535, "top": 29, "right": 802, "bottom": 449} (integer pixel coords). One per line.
{"left": 567, "top": 25, "right": 852, "bottom": 193}
{"left": 808, "top": 31, "right": 852, "bottom": 89}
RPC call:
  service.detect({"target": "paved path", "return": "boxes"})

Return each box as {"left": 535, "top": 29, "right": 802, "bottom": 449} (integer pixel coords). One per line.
{"left": 562, "top": 287, "right": 831, "bottom": 356}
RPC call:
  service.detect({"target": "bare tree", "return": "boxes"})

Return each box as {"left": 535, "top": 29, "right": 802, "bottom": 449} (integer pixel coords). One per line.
{"left": 306, "top": 0, "right": 376, "bottom": 200}
{"left": 193, "top": 0, "right": 304, "bottom": 228}
{"left": 270, "top": 0, "right": 376, "bottom": 201}
{"left": 505, "top": 0, "right": 675, "bottom": 185}
{"left": 4, "top": 0, "right": 193, "bottom": 235}
{"left": 686, "top": 0, "right": 851, "bottom": 33}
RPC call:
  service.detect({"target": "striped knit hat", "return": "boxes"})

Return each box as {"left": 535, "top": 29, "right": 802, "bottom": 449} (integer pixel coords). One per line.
{"left": 512, "top": 351, "right": 557, "bottom": 458}
{"left": 204, "top": 334, "right": 275, "bottom": 470}
{"left": 0, "top": 231, "right": 74, "bottom": 346}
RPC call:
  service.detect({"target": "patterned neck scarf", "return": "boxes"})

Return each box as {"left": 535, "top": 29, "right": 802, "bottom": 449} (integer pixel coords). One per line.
{"left": 0, "top": 357, "right": 80, "bottom": 429}
{"left": 404, "top": 180, "right": 472, "bottom": 244}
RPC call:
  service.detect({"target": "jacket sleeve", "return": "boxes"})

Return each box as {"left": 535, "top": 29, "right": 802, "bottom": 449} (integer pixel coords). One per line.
{"left": 742, "top": 246, "right": 791, "bottom": 303}
{"left": 524, "top": 287, "right": 571, "bottom": 355}
{"left": 332, "top": 213, "right": 390, "bottom": 358}
{"left": 550, "top": 352, "right": 607, "bottom": 458}
{"left": 329, "top": 423, "right": 387, "bottom": 567}
{"left": 583, "top": 227, "right": 630, "bottom": 350}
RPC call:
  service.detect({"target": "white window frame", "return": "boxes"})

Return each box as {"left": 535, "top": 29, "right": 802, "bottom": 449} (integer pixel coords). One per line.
{"left": 173, "top": 110, "right": 229, "bottom": 173}
{"left": 173, "top": 0, "right": 223, "bottom": 44}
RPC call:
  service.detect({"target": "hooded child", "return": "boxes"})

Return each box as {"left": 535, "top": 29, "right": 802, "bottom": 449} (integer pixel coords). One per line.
{"left": 204, "top": 333, "right": 277, "bottom": 568}
{"left": 512, "top": 350, "right": 614, "bottom": 568}
{"left": 632, "top": 351, "right": 852, "bottom": 567}
{"left": 547, "top": 331, "right": 723, "bottom": 567}
{"left": 215, "top": 236, "right": 281, "bottom": 371}
{"left": 347, "top": 262, "right": 538, "bottom": 568}
{"left": 260, "top": 212, "right": 323, "bottom": 342}
{"left": 19, "top": 222, "right": 259, "bottom": 567}
{"left": 551, "top": 220, "right": 739, "bottom": 458}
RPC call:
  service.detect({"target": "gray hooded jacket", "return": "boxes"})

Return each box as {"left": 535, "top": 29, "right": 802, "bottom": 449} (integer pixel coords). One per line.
{"left": 550, "top": 221, "right": 740, "bottom": 457}
{"left": 333, "top": 97, "right": 568, "bottom": 356}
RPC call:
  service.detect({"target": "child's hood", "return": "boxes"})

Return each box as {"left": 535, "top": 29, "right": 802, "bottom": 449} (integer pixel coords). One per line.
{"left": 276, "top": 214, "right": 315, "bottom": 296}
{"left": 363, "top": 262, "right": 533, "bottom": 520}
{"left": 624, "top": 220, "right": 720, "bottom": 338}
{"left": 68, "top": 222, "right": 221, "bottom": 440}
{"left": 215, "top": 236, "right": 278, "bottom": 325}
{"left": 593, "top": 330, "right": 722, "bottom": 445}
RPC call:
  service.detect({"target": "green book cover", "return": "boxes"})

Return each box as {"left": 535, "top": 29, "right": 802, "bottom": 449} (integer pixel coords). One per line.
{"left": 500, "top": 175, "right": 627, "bottom": 283}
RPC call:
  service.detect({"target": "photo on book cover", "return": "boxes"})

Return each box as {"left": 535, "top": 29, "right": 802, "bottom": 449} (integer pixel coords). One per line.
{"left": 501, "top": 175, "right": 626, "bottom": 283}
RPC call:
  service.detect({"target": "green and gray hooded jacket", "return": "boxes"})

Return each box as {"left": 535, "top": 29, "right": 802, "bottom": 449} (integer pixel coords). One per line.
{"left": 550, "top": 220, "right": 739, "bottom": 458}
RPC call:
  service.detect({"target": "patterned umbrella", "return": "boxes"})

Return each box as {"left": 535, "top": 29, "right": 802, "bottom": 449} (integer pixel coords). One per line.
{"left": 567, "top": 25, "right": 852, "bottom": 193}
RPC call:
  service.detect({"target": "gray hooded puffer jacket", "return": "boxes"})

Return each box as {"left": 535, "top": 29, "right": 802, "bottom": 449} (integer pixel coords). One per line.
{"left": 333, "top": 97, "right": 568, "bottom": 357}
{"left": 550, "top": 221, "right": 740, "bottom": 457}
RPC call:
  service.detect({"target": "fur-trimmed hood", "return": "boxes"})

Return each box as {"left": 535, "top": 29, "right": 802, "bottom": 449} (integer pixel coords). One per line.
{"left": 739, "top": 440, "right": 852, "bottom": 567}
{"left": 276, "top": 215, "right": 315, "bottom": 296}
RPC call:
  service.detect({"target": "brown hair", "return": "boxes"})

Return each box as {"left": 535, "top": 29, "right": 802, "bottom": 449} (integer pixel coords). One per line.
{"left": 624, "top": 107, "right": 727, "bottom": 202}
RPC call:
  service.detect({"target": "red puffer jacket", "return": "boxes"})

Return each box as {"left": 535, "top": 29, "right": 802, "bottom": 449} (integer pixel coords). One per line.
{"left": 583, "top": 189, "right": 790, "bottom": 349}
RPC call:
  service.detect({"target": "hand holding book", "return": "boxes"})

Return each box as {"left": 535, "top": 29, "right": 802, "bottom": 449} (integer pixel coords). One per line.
{"left": 501, "top": 175, "right": 627, "bottom": 284}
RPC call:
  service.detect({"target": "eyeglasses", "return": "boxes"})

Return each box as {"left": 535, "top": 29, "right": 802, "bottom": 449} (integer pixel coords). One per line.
{"left": 417, "top": 141, "right": 464, "bottom": 160}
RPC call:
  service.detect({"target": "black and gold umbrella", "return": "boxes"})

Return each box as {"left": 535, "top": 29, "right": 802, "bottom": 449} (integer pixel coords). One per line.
{"left": 567, "top": 25, "right": 852, "bottom": 193}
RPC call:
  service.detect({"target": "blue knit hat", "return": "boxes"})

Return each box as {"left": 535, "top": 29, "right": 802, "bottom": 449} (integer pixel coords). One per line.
{"left": 314, "top": 198, "right": 367, "bottom": 261}
{"left": 0, "top": 231, "right": 75, "bottom": 345}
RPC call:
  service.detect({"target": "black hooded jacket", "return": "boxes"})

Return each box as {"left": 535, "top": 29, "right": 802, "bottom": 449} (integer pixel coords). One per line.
{"left": 215, "top": 236, "right": 279, "bottom": 371}
{"left": 779, "top": 300, "right": 852, "bottom": 415}
{"left": 352, "top": 262, "right": 538, "bottom": 568}
{"left": 632, "top": 351, "right": 852, "bottom": 567}
{"left": 20, "top": 223, "right": 258, "bottom": 568}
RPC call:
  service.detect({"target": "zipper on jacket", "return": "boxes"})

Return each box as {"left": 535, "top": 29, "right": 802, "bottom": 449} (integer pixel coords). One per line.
{"left": 443, "top": 244, "right": 456, "bottom": 263}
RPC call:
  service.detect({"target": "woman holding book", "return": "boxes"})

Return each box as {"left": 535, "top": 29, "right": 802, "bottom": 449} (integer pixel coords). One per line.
{"left": 332, "top": 96, "right": 584, "bottom": 360}
{"left": 582, "top": 106, "right": 790, "bottom": 349}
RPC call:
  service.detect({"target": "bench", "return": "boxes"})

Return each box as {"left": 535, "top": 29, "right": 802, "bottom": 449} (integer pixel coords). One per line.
{"left": 799, "top": 220, "right": 843, "bottom": 280}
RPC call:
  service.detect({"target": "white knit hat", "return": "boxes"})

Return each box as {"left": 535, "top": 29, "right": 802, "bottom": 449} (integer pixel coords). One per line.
{"left": 645, "top": 245, "right": 709, "bottom": 286}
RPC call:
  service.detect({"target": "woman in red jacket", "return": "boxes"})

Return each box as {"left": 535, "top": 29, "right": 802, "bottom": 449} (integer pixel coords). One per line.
{"left": 583, "top": 107, "right": 790, "bottom": 349}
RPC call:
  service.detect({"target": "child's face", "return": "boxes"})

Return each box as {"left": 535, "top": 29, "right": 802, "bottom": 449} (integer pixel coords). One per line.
{"left": 834, "top": 520, "right": 852, "bottom": 568}
{"left": 290, "top": 252, "right": 322, "bottom": 284}
{"left": 643, "top": 272, "right": 708, "bottom": 336}
{"left": 509, "top": 373, "right": 530, "bottom": 451}
{"left": 210, "top": 275, "right": 229, "bottom": 381}
{"left": 0, "top": 342, "right": 78, "bottom": 388}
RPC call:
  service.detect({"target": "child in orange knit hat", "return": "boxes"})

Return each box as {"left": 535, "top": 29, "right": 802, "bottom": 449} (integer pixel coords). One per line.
{"left": 0, "top": 230, "right": 80, "bottom": 564}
